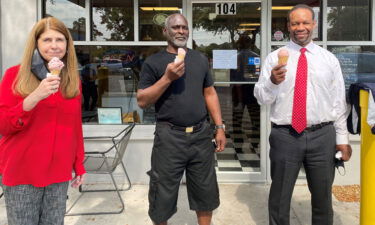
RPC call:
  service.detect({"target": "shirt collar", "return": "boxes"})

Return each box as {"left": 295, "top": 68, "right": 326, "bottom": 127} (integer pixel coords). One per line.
{"left": 287, "top": 40, "right": 317, "bottom": 54}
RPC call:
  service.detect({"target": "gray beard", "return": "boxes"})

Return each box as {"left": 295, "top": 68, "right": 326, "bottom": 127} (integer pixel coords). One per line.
{"left": 171, "top": 39, "right": 187, "bottom": 48}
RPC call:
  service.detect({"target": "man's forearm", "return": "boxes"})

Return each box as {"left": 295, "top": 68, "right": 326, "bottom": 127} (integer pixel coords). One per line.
{"left": 204, "top": 87, "right": 223, "bottom": 125}
{"left": 137, "top": 75, "right": 172, "bottom": 108}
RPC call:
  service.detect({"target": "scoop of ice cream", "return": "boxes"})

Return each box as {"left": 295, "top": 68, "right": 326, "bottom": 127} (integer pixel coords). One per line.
{"left": 48, "top": 57, "right": 64, "bottom": 71}
{"left": 47, "top": 57, "right": 64, "bottom": 76}
{"left": 278, "top": 49, "right": 289, "bottom": 57}
{"left": 174, "top": 48, "right": 186, "bottom": 63}
{"left": 277, "top": 49, "right": 289, "bottom": 65}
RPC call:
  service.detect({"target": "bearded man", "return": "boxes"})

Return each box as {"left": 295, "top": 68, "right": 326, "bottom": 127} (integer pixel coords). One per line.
{"left": 137, "top": 13, "right": 226, "bottom": 225}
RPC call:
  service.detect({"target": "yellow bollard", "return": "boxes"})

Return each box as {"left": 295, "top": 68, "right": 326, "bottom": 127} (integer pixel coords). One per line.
{"left": 360, "top": 90, "right": 375, "bottom": 225}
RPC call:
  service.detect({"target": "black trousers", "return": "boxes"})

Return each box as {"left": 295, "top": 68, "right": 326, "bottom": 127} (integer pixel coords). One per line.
{"left": 148, "top": 121, "right": 219, "bottom": 224}
{"left": 268, "top": 124, "right": 336, "bottom": 225}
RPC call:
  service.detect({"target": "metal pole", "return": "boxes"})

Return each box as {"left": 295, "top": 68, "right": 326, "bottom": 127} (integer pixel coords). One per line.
{"left": 360, "top": 90, "right": 375, "bottom": 225}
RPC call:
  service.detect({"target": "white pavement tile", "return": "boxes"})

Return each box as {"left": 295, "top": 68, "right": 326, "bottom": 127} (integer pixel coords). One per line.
{"left": 217, "top": 160, "right": 242, "bottom": 168}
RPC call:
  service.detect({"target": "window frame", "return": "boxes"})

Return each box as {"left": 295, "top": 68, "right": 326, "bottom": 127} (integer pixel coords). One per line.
{"left": 40, "top": 0, "right": 190, "bottom": 46}
{"left": 42, "top": 0, "right": 88, "bottom": 41}
{"left": 39, "top": 0, "right": 375, "bottom": 55}
{"left": 269, "top": 0, "right": 375, "bottom": 49}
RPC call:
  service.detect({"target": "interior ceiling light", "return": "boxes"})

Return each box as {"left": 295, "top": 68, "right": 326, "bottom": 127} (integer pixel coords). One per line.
{"left": 140, "top": 7, "right": 180, "bottom": 11}
{"left": 257, "top": 6, "right": 293, "bottom": 10}
{"left": 238, "top": 28, "right": 256, "bottom": 31}
{"left": 239, "top": 23, "right": 261, "bottom": 27}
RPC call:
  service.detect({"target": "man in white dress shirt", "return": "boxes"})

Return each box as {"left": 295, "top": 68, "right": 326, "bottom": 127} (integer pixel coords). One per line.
{"left": 254, "top": 4, "right": 352, "bottom": 225}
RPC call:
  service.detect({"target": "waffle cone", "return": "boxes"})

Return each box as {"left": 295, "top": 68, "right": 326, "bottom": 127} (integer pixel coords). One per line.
{"left": 278, "top": 56, "right": 288, "bottom": 65}
{"left": 50, "top": 69, "right": 61, "bottom": 76}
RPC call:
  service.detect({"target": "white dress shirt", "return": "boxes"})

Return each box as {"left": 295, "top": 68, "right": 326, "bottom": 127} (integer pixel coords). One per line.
{"left": 367, "top": 90, "right": 375, "bottom": 126}
{"left": 254, "top": 41, "right": 349, "bottom": 144}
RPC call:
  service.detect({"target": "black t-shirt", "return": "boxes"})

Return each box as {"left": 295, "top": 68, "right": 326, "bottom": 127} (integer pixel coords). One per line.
{"left": 138, "top": 49, "right": 214, "bottom": 126}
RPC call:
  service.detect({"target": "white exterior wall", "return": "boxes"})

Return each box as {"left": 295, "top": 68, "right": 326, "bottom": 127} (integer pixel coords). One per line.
{"left": 0, "top": 0, "right": 37, "bottom": 76}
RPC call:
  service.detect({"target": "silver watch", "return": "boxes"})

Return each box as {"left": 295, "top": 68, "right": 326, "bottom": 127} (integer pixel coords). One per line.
{"left": 215, "top": 124, "right": 225, "bottom": 131}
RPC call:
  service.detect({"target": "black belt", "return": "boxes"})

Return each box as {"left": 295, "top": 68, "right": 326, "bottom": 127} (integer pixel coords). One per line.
{"left": 272, "top": 121, "right": 333, "bottom": 132}
{"left": 157, "top": 120, "right": 206, "bottom": 133}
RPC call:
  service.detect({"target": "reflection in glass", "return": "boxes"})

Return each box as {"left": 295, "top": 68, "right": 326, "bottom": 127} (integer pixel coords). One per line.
{"left": 91, "top": 0, "right": 134, "bottom": 41}
{"left": 215, "top": 85, "right": 261, "bottom": 172}
{"left": 192, "top": 2, "right": 261, "bottom": 172}
{"left": 193, "top": 3, "right": 261, "bottom": 82}
{"left": 193, "top": 3, "right": 261, "bottom": 55}
{"left": 44, "top": 0, "right": 86, "bottom": 41}
{"left": 139, "top": 0, "right": 182, "bottom": 41}
{"left": 271, "top": 0, "right": 321, "bottom": 42}
{"left": 327, "top": 0, "right": 370, "bottom": 41}
{"left": 75, "top": 45, "right": 164, "bottom": 124}
{"left": 229, "top": 35, "right": 261, "bottom": 83}
{"left": 328, "top": 46, "right": 375, "bottom": 95}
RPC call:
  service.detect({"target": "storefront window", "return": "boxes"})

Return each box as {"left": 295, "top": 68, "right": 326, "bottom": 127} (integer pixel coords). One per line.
{"left": 328, "top": 46, "right": 375, "bottom": 94}
{"left": 91, "top": 0, "right": 134, "bottom": 41}
{"left": 193, "top": 3, "right": 261, "bottom": 82}
{"left": 139, "top": 0, "right": 182, "bottom": 41}
{"left": 327, "top": 0, "right": 371, "bottom": 41}
{"left": 271, "top": 0, "right": 321, "bottom": 42}
{"left": 75, "top": 45, "right": 163, "bottom": 124}
{"left": 44, "top": 0, "right": 86, "bottom": 41}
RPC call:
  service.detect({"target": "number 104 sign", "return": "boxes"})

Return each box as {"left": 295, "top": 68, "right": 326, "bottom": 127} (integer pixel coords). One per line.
{"left": 216, "top": 3, "right": 236, "bottom": 15}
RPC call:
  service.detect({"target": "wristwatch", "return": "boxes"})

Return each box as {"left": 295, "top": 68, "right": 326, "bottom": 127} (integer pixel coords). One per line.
{"left": 215, "top": 124, "right": 225, "bottom": 131}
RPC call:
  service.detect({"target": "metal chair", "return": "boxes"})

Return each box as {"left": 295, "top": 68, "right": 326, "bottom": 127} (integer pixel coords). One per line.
{"left": 66, "top": 123, "right": 135, "bottom": 216}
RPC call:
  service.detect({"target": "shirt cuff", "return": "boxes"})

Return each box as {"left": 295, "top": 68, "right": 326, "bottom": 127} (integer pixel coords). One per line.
{"left": 336, "top": 133, "right": 349, "bottom": 145}
{"left": 10, "top": 101, "right": 35, "bottom": 128}
{"left": 74, "top": 163, "right": 86, "bottom": 176}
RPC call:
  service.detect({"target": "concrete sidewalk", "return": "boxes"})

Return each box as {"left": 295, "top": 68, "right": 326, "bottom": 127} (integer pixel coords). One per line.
{"left": 0, "top": 183, "right": 359, "bottom": 225}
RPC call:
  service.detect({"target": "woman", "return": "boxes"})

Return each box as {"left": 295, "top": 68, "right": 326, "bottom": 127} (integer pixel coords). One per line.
{"left": 0, "top": 17, "right": 85, "bottom": 225}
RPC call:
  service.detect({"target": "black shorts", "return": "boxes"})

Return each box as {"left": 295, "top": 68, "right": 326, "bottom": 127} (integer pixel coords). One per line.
{"left": 148, "top": 121, "right": 220, "bottom": 224}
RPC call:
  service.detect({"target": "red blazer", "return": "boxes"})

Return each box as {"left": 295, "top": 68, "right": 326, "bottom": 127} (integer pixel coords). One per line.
{"left": 0, "top": 65, "right": 85, "bottom": 187}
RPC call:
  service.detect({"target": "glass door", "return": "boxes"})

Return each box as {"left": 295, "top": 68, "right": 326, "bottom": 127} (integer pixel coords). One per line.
{"left": 189, "top": 1, "right": 266, "bottom": 182}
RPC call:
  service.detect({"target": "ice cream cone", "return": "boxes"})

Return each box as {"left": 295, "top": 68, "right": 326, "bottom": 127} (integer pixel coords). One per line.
{"left": 278, "top": 56, "right": 289, "bottom": 65}
{"left": 174, "top": 48, "right": 186, "bottom": 63}
{"left": 48, "top": 57, "right": 64, "bottom": 76}
{"left": 277, "top": 49, "right": 289, "bottom": 65}
{"left": 176, "top": 54, "right": 185, "bottom": 61}
{"left": 50, "top": 69, "right": 61, "bottom": 76}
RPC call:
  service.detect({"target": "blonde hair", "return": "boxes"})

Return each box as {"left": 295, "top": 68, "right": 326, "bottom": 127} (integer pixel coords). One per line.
{"left": 14, "top": 17, "right": 80, "bottom": 98}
